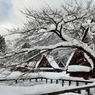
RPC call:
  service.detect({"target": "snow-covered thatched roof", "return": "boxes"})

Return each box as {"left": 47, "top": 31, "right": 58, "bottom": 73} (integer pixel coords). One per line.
{"left": 35, "top": 55, "right": 61, "bottom": 69}
{"left": 48, "top": 56, "right": 60, "bottom": 69}
{"left": 84, "top": 53, "right": 94, "bottom": 69}
{"left": 65, "top": 49, "right": 94, "bottom": 70}
{"left": 65, "top": 51, "right": 75, "bottom": 69}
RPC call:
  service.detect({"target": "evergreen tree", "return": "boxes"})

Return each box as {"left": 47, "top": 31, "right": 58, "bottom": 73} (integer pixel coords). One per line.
{"left": 0, "top": 35, "right": 5, "bottom": 53}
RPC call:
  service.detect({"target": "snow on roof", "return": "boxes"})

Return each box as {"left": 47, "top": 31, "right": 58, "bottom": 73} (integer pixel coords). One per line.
{"left": 22, "top": 39, "right": 95, "bottom": 60}
{"left": 67, "top": 65, "right": 91, "bottom": 72}
{"left": 36, "top": 55, "right": 61, "bottom": 69}
{"left": 84, "top": 53, "right": 94, "bottom": 69}
{"left": 65, "top": 49, "right": 94, "bottom": 70}
{"left": 34, "top": 68, "right": 54, "bottom": 70}
{"left": 48, "top": 56, "right": 60, "bottom": 69}
{"left": 28, "top": 61, "right": 36, "bottom": 67}
{"left": 65, "top": 51, "right": 75, "bottom": 69}
{"left": 35, "top": 61, "right": 40, "bottom": 68}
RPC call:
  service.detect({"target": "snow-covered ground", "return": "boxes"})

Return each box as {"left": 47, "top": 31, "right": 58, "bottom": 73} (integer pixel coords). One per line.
{"left": 0, "top": 70, "right": 95, "bottom": 95}
{"left": 0, "top": 84, "right": 85, "bottom": 95}
{"left": 0, "top": 84, "right": 83, "bottom": 95}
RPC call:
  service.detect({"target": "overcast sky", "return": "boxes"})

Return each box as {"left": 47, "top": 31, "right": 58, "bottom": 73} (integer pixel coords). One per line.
{"left": 0, "top": 0, "right": 94, "bottom": 36}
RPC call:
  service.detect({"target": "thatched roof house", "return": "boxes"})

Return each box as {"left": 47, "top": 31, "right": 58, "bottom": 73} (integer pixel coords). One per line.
{"left": 66, "top": 49, "right": 95, "bottom": 79}
{"left": 35, "top": 55, "right": 62, "bottom": 72}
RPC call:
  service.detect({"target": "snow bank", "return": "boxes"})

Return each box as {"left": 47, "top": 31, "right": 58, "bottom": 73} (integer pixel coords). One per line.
{"left": 7, "top": 71, "right": 22, "bottom": 79}
{"left": 0, "top": 84, "right": 65, "bottom": 95}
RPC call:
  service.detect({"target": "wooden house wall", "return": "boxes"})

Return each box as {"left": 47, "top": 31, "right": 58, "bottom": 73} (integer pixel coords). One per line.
{"left": 69, "top": 50, "right": 91, "bottom": 67}
{"left": 70, "top": 72, "right": 90, "bottom": 80}
{"left": 67, "top": 49, "right": 93, "bottom": 79}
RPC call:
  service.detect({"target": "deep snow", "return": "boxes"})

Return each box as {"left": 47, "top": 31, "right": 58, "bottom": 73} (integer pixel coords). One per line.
{"left": 0, "top": 71, "right": 94, "bottom": 95}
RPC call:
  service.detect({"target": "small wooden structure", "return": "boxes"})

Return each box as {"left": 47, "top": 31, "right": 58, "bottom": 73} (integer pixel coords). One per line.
{"left": 35, "top": 55, "right": 62, "bottom": 72}
{"left": 66, "top": 49, "right": 94, "bottom": 80}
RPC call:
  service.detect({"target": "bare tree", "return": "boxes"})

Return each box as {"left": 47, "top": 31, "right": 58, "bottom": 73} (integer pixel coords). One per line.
{"left": 2, "top": 0, "right": 95, "bottom": 74}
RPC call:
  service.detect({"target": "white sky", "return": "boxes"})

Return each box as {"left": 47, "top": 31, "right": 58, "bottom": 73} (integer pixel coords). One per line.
{"left": 0, "top": 0, "right": 94, "bottom": 36}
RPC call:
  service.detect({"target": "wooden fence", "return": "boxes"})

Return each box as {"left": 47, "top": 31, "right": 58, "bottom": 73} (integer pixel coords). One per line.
{"left": 0, "top": 77, "right": 93, "bottom": 86}
{"left": 0, "top": 77, "right": 94, "bottom": 95}
{"left": 42, "top": 83, "right": 95, "bottom": 95}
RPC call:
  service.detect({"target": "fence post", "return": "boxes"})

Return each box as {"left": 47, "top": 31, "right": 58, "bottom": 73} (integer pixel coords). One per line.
{"left": 36, "top": 78, "right": 37, "bottom": 82}
{"left": 77, "top": 89, "right": 81, "bottom": 94}
{"left": 56, "top": 80, "right": 58, "bottom": 84}
{"left": 29, "top": 79, "right": 31, "bottom": 82}
{"left": 86, "top": 88, "right": 90, "bottom": 95}
{"left": 41, "top": 77, "right": 43, "bottom": 82}
{"left": 51, "top": 79, "right": 52, "bottom": 84}
{"left": 69, "top": 80, "right": 71, "bottom": 86}
{"left": 76, "top": 81, "right": 79, "bottom": 86}
{"left": 46, "top": 79, "right": 47, "bottom": 83}
{"left": 15, "top": 80, "right": 17, "bottom": 84}
{"left": 85, "top": 82, "right": 87, "bottom": 85}
{"left": 62, "top": 80, "right": 64, "bottom": 86}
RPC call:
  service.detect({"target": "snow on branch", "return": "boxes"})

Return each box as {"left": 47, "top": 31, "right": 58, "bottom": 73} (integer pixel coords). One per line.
{"left": 1, "top": 39, "right": 95, "bottom": 63}
{"left": 4, "top": 0, "right": 95, "bottom": 68}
